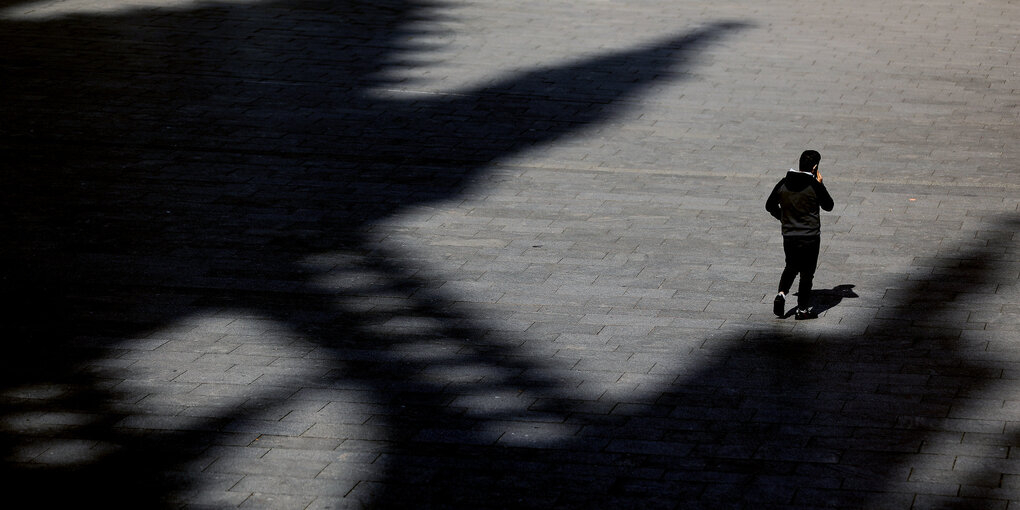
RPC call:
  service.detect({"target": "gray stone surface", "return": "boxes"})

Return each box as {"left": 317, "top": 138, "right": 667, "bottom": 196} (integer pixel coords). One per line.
{"left": 1, "top": 0, "right": 1018, "bottom": 508}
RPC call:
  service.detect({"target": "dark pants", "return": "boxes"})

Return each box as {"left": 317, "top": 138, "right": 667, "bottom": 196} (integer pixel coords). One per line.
{"left": 779, "top": 235, "right": 820, "bottom": 310}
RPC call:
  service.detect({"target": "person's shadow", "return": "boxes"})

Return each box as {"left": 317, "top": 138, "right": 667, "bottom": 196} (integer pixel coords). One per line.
{"left": 783, "top": 284, "right": 858, "bottom": 317}
{"left": 808, "top": 284, "right": 858, "bottom": 314}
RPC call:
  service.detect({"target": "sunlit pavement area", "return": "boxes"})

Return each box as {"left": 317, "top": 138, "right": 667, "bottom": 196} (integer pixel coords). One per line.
{"left": 2, "top": 0, "right": 1019, "bottom": 508}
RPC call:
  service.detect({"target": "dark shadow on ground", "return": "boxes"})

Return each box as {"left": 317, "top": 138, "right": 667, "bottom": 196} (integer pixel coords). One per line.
{"left": 1, "top": 0, "right": 1017, "bottom": 508}
{"left": 0, "top": 0, "right": 751, "bottom": 506}
{"left": 366, "top": 216, "right": 1018, "bottom": 508}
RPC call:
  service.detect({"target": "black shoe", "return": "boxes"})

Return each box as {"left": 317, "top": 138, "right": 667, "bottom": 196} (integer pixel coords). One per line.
{"left": 795, "top": 309, "right": 818, "bottom": 320}
{"left": 773, "top": 294, "right": 785, "bottom": 317}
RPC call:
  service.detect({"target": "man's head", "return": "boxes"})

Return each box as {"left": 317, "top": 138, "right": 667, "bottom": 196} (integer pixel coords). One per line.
{"left": 799, "top": 150, "right": 821, "bottom": 173}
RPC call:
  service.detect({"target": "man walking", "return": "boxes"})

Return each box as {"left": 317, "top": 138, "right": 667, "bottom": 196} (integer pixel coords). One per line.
{"left": 765, "top": 150, "right": 834, "bottom": 320}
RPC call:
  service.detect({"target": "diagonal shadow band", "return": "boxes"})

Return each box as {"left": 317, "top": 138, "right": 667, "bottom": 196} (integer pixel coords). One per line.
{"left": 361, "top": 214, "right": 1019, "bottom": 508}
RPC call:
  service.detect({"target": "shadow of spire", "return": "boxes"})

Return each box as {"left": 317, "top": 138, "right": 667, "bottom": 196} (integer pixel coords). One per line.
{"left": 0, "top": 1, "right": 747, "bottom": 374}
{"left": 0, "top": 1, "right": 751, "bottom": 507}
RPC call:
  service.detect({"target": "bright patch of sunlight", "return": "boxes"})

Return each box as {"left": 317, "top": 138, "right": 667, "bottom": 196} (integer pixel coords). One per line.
{"left": 1, "top": 0, "right": 257, "bottom": 20}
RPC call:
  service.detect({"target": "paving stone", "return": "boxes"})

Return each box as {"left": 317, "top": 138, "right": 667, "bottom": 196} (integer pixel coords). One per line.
{"left": 238, "top": 492, "right": 318, "bottom": 509}
{"left": 3, "top": 0, "right": 1020, "bottom": 507}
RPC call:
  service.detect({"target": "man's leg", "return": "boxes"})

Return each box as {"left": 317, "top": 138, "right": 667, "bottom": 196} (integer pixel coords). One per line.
{"left": 795, "top": 236, "right": 820, "bottom": 312}
{"left": 776, "top": 236, "right": 798, "bottom": 316}
{"left": 778, "top": 236, "right": 798, "bottom": 295}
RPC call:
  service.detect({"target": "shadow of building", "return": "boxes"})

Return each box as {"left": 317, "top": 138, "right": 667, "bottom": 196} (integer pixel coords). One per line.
{"left": 1, "top": 1, "right": 1016, "bottom": 508}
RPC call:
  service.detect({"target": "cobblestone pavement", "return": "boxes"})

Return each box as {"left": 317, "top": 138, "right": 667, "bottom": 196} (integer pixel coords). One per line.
{"left": 2, "top": 0, "right": 1018, "bottom": 508}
